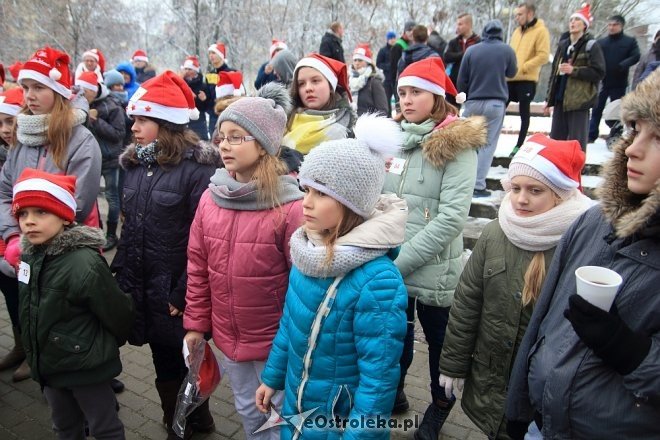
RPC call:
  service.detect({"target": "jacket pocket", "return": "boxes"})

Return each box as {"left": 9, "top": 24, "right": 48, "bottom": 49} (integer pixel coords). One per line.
{"left": 483, "top": 257, "right": 506, "bottom": 279}
{"left": 151, "top": 189, "right": 185, "bottom": 208}
{"left": 122, "top": 187, "right": 137, "bottom": 210}
{"left": 331, "top": 385, "right": 354, "bottom": 421}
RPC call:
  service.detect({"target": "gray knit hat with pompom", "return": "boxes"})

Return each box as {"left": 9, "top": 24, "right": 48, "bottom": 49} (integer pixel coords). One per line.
{"left": 217, "top": 82, "right": 292, "bottom": 155}
{"left": 298, "top": 114, "right": 403, "bottom": 218}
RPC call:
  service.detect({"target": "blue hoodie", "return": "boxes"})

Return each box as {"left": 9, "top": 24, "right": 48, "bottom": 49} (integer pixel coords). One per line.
{"left": 115, "top": 62, "right": 140, "bottom": 100}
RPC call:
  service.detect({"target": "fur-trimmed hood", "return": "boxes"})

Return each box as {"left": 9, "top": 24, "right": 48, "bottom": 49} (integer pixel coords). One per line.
{"left": 120, "top": 141, "right": 220, "bottom": 169}
{"left": 422, "top": 116, "right": 487, "bottom": 167}
{"left": 597, "top": 68, "right": 660, "bottom": 238}
{"left": 21, "top": 225, "right": 105, "bottom": 256}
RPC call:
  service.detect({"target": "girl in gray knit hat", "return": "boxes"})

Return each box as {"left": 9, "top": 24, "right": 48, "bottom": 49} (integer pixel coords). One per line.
{"left": 256, "top": 114, "right": 409, "bottom": 440}
{"left": 184, "top": 82, "right": 304, "bottom": 440}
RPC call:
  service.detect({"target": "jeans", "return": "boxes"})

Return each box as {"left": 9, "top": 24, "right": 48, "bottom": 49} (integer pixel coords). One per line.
{"left": 463, "top": 99, "right": 506, "bottom": 191}
{"left": 588, "top": 86, "right": 626, "bottom": 141}
{"left": 102, "top": 167, "right": 120, "bottom": 225}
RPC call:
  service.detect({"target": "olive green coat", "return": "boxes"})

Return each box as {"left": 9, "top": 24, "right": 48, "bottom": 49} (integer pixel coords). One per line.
{"left": 439, "top": 220, "right": 554, "bottom": 439}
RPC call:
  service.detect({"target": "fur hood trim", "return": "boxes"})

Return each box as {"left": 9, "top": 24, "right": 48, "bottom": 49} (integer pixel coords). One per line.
{"left": 21, "top": 226, "right": 106, "bottom": 256}
{"left": 120, "top": 141, "right": 220, "bottom": 169}
{"left": 422, "top": 116, "right": 487, "bottom": 167}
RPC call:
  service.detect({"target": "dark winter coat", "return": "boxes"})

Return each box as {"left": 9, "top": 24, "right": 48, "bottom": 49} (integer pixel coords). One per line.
{"left": 376, "top": 43, "right": 393, "bottom": 83}
{"left": 19, "top": 226, "right": 134, "bottom": 388}
{"left": 135, "top": 65, "right": 156, "bottom": 84}
{"left": 319, "top": 30, "right": 345, "bottom": 63}
{"left": 88, "top": 88, "right": 126, "bottom": 170}
{"left": 444, "top": 33, "right": 481, "bottom": 88}
{"left": 390, "top": 38, "right": 409, "bottom": 83}
{"left": 184, "top": 73, "right": 212, "bottom": 140}
{"left": 254, "top": 61, "right": 278, "bottom": 89}
{"left": 108, "top": 91, "right": 133, "bottom": 147}
{"left": 428, "top": 31, "right": 447, "bottom": 57}
{"left": 111, "top": 143, "right": 219, "bottom": 347}
{"left": 354, "top": 71, "right": 389, "bottom": 117}
{"left": 397, "top": 43, "right": 440, "bottom": 78}
{"left": 598, "top": 32, "right": 640, "bottom": 89}
{"left": 546, "top": 33, "right": 605, "bottom": 111}
{"left": 632, "top": 41, "right": 659, "bottom": 88}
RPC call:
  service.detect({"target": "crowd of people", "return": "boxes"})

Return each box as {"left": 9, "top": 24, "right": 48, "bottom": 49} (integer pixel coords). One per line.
{"left": 0, "top": 2, "right": 658, "bottom": 440}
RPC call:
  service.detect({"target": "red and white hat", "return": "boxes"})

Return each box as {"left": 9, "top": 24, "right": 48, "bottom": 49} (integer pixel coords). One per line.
{"left": 570, "top": 3, "right": 593, "bottom": 30}
{"left": 294, "top": 53, "right": 352, "bottom": 101}
{"left": 82, "top": 48, "right": 105, "bottom": 73}
{"left": 12, "top": 168, "right": 77, "bottom": 223}
{"left": 75, "top": 71, "right": 99, "bottom": 92}
{"left": 398, "top": 57, "right": 458, "bottom": 98}
{"left": 132, "top": 49, "right": 149, "bottom": 63}
{"left": 181, "top": 56, "right": 200, "bottom": 73}
{"left": 508, "top": 133, "right": 585, "bottom": 199}
{"left": 208, "top": 42, "right": 227, "bottom": 62}
{"left": 18, "top": 47, "right": 72, "bottom": 99}
{"left": 352, "top": 44, "right": 373, "bottom": 65}
{"left": 0, "top": 88, "right": 25, "bottom": 116}
{"left": 127, "top": 70, "right": 200, "bottom": 124}
{"left": 215, "top": 71, "right": 246, "bottom": 97}
{"left": 8, "top": 62, "right": 23, "bottom": 82}
{"left": 269, "top": 39, "right": 288, "bottom": 59}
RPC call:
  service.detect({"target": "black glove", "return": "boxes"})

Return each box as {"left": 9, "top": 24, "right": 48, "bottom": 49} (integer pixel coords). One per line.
{"left": 564, "top": 294, "right": 651, "bottom": 375}
{"left": 506, "top": 420, "right": 529, "bottom": 440}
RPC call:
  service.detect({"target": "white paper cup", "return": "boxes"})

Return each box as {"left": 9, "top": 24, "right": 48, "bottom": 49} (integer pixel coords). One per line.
{"left": 575, "top": 266, "right": 623, "bottom": 311}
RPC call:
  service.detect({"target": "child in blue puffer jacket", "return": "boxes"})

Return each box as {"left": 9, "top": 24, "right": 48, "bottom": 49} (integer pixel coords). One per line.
{"left": 256, "top": 115, "right": 408, "bottom": 440}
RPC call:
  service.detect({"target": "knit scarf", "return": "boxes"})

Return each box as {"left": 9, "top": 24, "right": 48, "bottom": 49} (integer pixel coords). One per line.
{"left": 349, "top": 66, "right": 372, "bottom": 94}
{"left": 498, "top": 191, "right": 593, "bottom": 251}
{"left": 135, "top": 140, "right": 159, "bottom": 165}
{"left": 208, "top": 167, "right": 303, "bottom": 211}
{"left": 16, "top": 109, "right": 87, "bottom": 147}
{"left": 400, "top": 119, "right": 437, "bottom": 151}
{"left": 282, "top": 106, "right": 352, "bottom": 154}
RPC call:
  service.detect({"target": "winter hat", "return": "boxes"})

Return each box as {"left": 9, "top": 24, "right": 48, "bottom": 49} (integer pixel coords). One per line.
{"left": 82, "top": 48, "right": 105, "bottom": 72}
{"left": 352, "top": 44, "right": 373, "bottom": 64}
{"left": 8, "top": 62, "right": 23, "bottom": 81}
{"left": 217, "top": 82, "right": 292, "bottom": 155}
{"left": 570, "top": 3, "right": 593, "bottom": 30}
{"left": 215, "top": 71, "right": 246, "bottom": 98}
{"left": 269, "top": 39, "right": 288, "bottom": 59}
{"left": 386, "top": 30, "right": 397, "bottom": 40}
{"left": 181, "top": 55, "right": 200, "bottom": 73}
{"left": 298, "top": 114, "right": 403, "bottom": 218}
{"left": 132, "top": 49, "right": 149, "bottom": 63}
{"left": 127, "top": 70, "right": 200, "bottom": 124}
{"left": 398, "top": 57, "right": 460, "bottom": 101}
{"left": 507, "top": 133, "right": 585, "bottom": 200}
{"left": 104, "top": 69, "right": 124, "bottom": 88}
{"left": 0, "top": 88, "right": 25, "bottom": 116}
{"left": 18, "top": 47, "right": 72, "bottom": 98}
{"left": 208, "top": 42, "right": 227, "bottom": 62}
{"left": 75, "top": 71, "right": 99, "bottom": 92}
{"left": 12, "top": 168, "right": 77, "bottom": 223}
{"left": 294, "top": 53, "right": 352, "bottom": 101}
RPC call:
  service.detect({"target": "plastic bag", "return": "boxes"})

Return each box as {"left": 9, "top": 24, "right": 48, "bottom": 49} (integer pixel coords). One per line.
{"left": 173, "top": 340, "right": 221, "bottom": 438}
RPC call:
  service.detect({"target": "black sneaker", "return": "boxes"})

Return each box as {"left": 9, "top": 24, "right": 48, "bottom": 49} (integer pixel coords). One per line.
{"left": 110, "top": 378, "right": 125, "bottom": 394}
{"left": 414, "top": 398, "right": 455, "bottom": 440}
{"left": 392, "top": 387, "right": 410, "bottom": 414}
{"left": 103, "top": 234, "right": 119, "bottom": 252}
{"left": 473, "top": 189, "right": 492, "bottom": 198}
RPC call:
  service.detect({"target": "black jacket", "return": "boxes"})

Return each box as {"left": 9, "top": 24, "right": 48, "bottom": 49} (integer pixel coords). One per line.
{"left": 428, "top": 31, "right": 447, "bottom": 57}
{"left": 319, "top": 31, "right": 345, "bottom": 63}
{"left": 184, "top": 73, "right": 212, "bottom": 140}
{"left": 355, "top": 73, "right": 389, "bottom": 116}
{"left": 376, "top": 43, "right": 393, "bottom": 83}
{"left": 598, "top": 32, "right": 641, "bottom": 88}
{"left": 88, "top": 90, "right": 126, "bottom": 170}
{"left": 444, "top": 33, "right": 481, "bottom": 87}
{"left": 397, "top": 43, "right": 440, "bottom": 78}
{"left": 390, "top": 38, "right": 408, "bottom": 83}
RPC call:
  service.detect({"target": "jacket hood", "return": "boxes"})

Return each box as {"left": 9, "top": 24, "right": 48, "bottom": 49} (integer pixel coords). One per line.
{"left": 482, "top": 20, "right": 504, "bottom": 41}
{"left": 337, "top": 194, "right": 408, "bottom": 249}
{"left": 116, "top": 62, "right": 137, "bottom": 85}
{"left": 120, "top": 141, "right": 220, "bottom": 169}
{"left": 21, "top": 225, "right": 106, "bottom": 256}
{"left": 597, "top": 68, "right": 660, "bottom": 238}
{"left": 422, "top": 116, "right": 487, "bottom": 167}
{"left": 95, "top": 83, "right": 110, "bottom": 101}
{"left": 271, "top": 49, "right": 297, "bottom": 86}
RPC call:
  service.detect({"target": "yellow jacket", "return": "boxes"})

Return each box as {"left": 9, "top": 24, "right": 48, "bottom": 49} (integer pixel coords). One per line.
{"left": 508, "top": 18, "right": 550, "bottom": 82}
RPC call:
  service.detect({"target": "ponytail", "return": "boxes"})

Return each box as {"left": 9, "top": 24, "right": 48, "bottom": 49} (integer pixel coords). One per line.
{"left": 522, "top": 252, "right": 546, "bottom": 307}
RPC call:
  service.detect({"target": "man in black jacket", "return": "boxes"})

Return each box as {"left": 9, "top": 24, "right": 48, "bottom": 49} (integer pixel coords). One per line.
{"left": 444, "top": 13, "right": 481, "bottom": 108}
{"left": 376, "top": 30, "right": 397, "bottom": 115}
{"left": 390, "top": 20, "right": 416, "bottom": 110}
{"left": 588, "top": 15, "right": 640, "bottom": 142}
{"left": 319, "top": 22, "right": 345, "bottom": 63}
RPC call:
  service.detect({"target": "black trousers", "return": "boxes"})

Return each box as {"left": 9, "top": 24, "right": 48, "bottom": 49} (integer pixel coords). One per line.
{"left": 507, "top": 81, "right": 537, "bottom": 147}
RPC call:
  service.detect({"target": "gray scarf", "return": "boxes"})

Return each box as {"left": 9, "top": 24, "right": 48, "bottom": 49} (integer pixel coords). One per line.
{"left": 208, "top": 168, "right": 303, "bottom": 211}
{"left": 16, "top": 109, "right": 87, "bottom": 147}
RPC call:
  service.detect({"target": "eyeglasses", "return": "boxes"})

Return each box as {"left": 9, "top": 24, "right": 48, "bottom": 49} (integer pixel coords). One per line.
{"left": 216, "top": 135, "right": 256, "bottom": 145}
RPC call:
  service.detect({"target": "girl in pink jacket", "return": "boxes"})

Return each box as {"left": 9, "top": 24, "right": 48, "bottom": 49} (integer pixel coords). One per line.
{"left": 184, "top": 83, "right": 303, "bottom": 440}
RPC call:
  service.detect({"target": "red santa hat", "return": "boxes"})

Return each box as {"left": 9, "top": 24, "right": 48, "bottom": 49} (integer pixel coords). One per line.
{"left": 0, "top": 88, "right": 25, "bottom": 116}
{"left": 215, "top": 71, "right": 246, "bottom": 97}
{"left": 352, "top": 44, "right": 373, "bottom": 65}
{"left": 294, "top": 53, "right": 352, "bottom": 101}
{"left": 398, "top": 57, "right": 458, "bottom": 99}
{"left": 18, "top": 47, "right": 72, "bottom": 99}
{"left": 570, "top": 3, "right": 593, "bottom": 30}
{"left": 8, "top": 62, "right": 23, "bottom": 82}
{"left": 12, "top": 168, "right": 77, "bottom": 223}
{"left": 508, "top": 133, "right": 585, "bottom": 199}
{"left": 269, "top": 39, "right": 288, "bottom": 59}
{"left": 82, "top": 48, "right": 105, "bottom": 73}
{"left": 132, "top": 49, "right": 149, "bottom": 63}
{"left": 208, "top": 42, "right": 227, "bottom": 62}
{"left": 75, "top": 71, "right": 99, "bottom": 92}
{"left": 181, "top": 56, "right": 200, "bottom": 73}
{"left": 127, "top": 70, "right": 200, "bottom": 124}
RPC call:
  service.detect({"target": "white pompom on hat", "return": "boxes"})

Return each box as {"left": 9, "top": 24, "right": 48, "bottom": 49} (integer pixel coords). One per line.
{"left": 18, "top": 47, "right": 72, "bottom": 98}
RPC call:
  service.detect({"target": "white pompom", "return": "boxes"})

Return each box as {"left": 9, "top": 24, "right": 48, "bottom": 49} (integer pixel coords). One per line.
{"left": 353, "top": 113, "right": 404, "bottom": 157}
{"left": 455, "top": 92, "right": 466, "bottom": 104}
{"left": 189, "top": 107, "right": 200, "bottom": 121}
{"left": 49, "top": 68, "right": 62, "bottom": 81}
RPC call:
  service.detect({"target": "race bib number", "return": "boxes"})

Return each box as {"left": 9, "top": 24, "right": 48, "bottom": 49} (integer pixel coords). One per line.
{"left": 18, "top": 261, "right": 30, "bottom": 284}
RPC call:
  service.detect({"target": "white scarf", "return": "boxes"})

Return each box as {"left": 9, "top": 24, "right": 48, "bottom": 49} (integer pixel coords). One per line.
{"left": 498, "top": 190, "right": 594, "bottom": 251}
{"left": 17, "top": 110, "right": 87, "bottom": 147}
{"left": 349, "top": 66, "right": 373, "bottom": 111}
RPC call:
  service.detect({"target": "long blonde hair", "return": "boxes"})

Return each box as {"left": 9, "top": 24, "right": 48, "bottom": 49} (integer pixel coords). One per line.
{"left": 251, "top": 148, "right": 288, "bottom": 208}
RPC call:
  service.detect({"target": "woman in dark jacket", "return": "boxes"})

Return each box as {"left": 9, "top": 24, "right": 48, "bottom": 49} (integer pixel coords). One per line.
{"left": 349, "top": 44, "right": 389, "bottom": 117}
{"left": 111, "top": 71, "right": 219, "bottom": 439}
